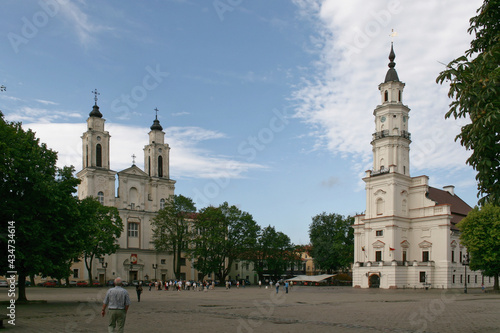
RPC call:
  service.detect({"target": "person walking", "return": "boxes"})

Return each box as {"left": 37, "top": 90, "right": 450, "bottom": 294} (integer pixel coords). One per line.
{"left": 285, "top": 281, "right": 289, "bottom": 294}
{"left": 135, "top": 282, "right": 143, "bottom": 302}
{"left": 275, "top": 281, "right": 280, "bottom": 294}
{"left": 259, "top": 280, "right": 262, "bottom": 288}
{"left": 102, "top": 277, "right": 131, "bottom": 333}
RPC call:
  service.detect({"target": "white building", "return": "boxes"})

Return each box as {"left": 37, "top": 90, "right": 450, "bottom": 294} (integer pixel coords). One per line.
{"left": 76, "top": 102, "right": 201, "bottom": 283}
{"left": 352, "top": 45, "right": 493, "bottom": 289}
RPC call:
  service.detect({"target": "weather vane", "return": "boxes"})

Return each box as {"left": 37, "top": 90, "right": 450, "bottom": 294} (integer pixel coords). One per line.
{"left": 390, "top": 29, "right": 398, "bottom": 42}
{"left": 132, "top": 154, "right": 136, "bottom": 165}
{"left": 92, "top": 88, "right": 100, "bottom": 105}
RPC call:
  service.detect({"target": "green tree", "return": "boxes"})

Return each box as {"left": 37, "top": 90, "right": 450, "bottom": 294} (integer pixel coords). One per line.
{"left": 151, "top": 194, "right": 196, "bottom": 279}
{"left": 457, "top": 203, "right": 500, "bottom": 290}
{"left": 0, "top": 113, "right": 82, "bottom": 301}
{"left": 78, "top": 197, "right": 123, "bottom": 286}
{"left": 253, "top": 225, "right": 295, "bottom": 281}
{"left": 309, "top": 212, "right": 354, "bottom": 273}
{"left": 192, "top": 202, "right": 260, "bottom": 282}
{"left": 436, "top": 0, "right": 500, "bottom": 206}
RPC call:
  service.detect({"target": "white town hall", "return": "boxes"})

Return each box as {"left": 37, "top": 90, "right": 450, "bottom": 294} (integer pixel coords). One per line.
{"left": 352, "top": 44, "right": 493, "bottom": 289}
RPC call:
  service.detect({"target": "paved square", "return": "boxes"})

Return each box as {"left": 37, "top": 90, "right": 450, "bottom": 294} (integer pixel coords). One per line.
{"left": 1, "top": 286, "right": 499, "bottom": 332}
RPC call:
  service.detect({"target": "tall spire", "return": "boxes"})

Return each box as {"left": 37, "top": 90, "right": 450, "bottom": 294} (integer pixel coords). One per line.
{"left": 89, "top": 88, "right": 103, "bottom": 118}
{"left": 384, "top": 43, "right": 400, "bottom": 83}
{"left": 150, "top": 107, "right": 163, "bottom": 131}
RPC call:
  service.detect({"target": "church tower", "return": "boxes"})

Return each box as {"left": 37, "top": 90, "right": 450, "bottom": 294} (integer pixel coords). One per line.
{"left": 371, "top": 43, "right": 411, "bottom": 176}
{"left": 76, "top": 91, "right": 116, "bottom": 205}
{"left": 143, "top": 109, "right": 170, "bottom": 179}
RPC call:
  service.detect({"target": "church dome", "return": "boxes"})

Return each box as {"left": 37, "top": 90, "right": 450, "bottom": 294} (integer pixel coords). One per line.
{"left": 150, "top": 118, "right": 163, "bottom": 131}
{"left": 89, "top": 104, "right": 103, "bottom": 118}
{"left": 384, "top": 43, "right": 400, "bottom": 83}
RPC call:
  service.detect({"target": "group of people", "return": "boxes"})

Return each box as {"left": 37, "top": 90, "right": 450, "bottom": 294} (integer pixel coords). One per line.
{"left": 148, "top": 279, "right": 215, "bottom": 292}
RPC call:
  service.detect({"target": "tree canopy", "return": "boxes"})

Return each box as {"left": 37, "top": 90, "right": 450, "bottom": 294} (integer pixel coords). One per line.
{"left": 0, "top": 113, "right": 81, "bottom": 301}
{"left": 309, "top": 212, "right": 354, "bottom": 273}
{"left": 151, "top": 194, "right": 196, "bottom": 279}
{"left": 457, "top": 203, "right": 500, "bottom": 290}
{"left": 78, "top": 197, "right": 123, "bottom": 285}
{"left": 436, "top": 0, "right": 500, "bottom": 206}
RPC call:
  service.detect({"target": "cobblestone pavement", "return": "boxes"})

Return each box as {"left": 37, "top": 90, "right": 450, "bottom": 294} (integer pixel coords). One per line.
{"left": 1, "top": 286, "right": 499, "bottom": 332}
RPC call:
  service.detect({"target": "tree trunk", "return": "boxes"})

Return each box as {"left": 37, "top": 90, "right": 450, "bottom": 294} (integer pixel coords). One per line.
{"left": 17, "top": 273, "right": 28, "bottom": 302}
{"left": 494, "top": 273, "right": 499, "bottom": 291}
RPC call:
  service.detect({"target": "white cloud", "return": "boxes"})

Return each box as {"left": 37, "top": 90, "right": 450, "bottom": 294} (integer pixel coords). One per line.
{"left": 292, "top": 0, "right": 481, "bottom": 176}
{"left": 35, "top": 99, "right": 59, "bottom": 105}
{"left": 25, "top": 122, "right": 265, "bottom": 180}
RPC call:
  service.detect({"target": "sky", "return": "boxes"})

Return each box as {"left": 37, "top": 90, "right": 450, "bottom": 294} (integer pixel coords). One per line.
{"left": 0, "top": 0, "right": 484, "bottom": 245}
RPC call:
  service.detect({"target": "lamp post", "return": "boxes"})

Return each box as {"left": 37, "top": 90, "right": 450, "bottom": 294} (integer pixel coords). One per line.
{"left": 102, "top": 262, "right": 108, "bottom": 285}
{"left": 462, "top": 252, "right": 469, "bottom": 294}
{"left": 152, "top": 264, "right": 158, "bottom": 281}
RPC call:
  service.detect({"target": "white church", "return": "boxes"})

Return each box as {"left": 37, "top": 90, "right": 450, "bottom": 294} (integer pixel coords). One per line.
{"left": 76, "top": 101, "right": 201, "bottom": 283}
{"left": 352, "top": 45, "right": 493, "bottom": 289}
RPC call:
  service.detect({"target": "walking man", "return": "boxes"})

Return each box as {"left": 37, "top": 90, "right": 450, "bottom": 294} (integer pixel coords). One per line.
{"left": 102, "top": 277, "right": 131, "bottom": 333}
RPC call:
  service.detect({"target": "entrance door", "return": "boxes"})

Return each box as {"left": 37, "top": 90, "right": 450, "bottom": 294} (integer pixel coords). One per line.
{"left": 129, "top": 271, "right": 138, "bottom": 283}
{"left": 99, "top": 274, "right": 105, "bottom": 285}
{"left": 369, "top": 274, "right": 380, "bottom": 288}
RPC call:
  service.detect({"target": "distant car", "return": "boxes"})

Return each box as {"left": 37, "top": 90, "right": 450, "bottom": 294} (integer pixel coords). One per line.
{"left": 43, "top": 280, "right": 58, "bottom": 287}
{"left": 121, "top": 281, "right": 129, "bottom": 287}
{"left": 76, "top": 280, "right": 88, "bottom": 287}
{"left": 0, "top": 280, "right": 8, "bottom": 287}
{"left": 106, "top": 280, "right": 115, "bottom": 286}
{"left": 92, "top": 280, "right": 102, "bottom": 287}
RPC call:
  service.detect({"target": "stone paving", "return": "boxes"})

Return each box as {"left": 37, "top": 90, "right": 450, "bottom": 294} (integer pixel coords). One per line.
{"left": 1, "top": 285, "right": 499, "bottom": 332}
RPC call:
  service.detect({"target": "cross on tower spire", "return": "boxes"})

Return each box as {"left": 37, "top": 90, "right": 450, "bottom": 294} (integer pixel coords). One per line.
{"left": 92, "top": 89, "right": 100, "bottom": 106}
{"left": 132, "top": 154, "right": 136, "bottom": 165}
{"left": 154, "top": 107, "right": 159, "bottom": 120}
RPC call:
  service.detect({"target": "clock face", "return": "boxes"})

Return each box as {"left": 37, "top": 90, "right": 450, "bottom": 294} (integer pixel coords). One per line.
{"left": 97, "top": 136, "right": 101, "bottom": 141}
{"left": 381, "top": 116, "right": 386, "bottom": 123}
{"left": 158, "top": 148, "right": 162, "bottom": 153}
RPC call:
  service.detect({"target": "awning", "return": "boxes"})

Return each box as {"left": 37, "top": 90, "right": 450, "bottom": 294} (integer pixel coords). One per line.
{"left": 285, "top": 274, "right": 336, "bottom": 282}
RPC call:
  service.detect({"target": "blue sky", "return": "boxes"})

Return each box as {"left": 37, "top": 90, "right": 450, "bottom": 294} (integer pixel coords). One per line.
{"left": 0, "top": 0, "right": 484, "bottom": 245}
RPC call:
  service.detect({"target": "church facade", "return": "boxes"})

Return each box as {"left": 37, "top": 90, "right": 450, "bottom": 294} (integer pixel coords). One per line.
{"left": 76, "top": 102, "right": 200, "bottom": 283}
{"left": 352, "top": 45, "right": 493, "bottom": 289}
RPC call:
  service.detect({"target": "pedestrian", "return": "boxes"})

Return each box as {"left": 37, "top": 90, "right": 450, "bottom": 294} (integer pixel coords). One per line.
{"left": 148, "top": 281, "right": 152, "bottom": 291}
{"left": 285, "top": 281, "right": 289, "bottom": 293}
{"left": 482, "top": 283, "right": 485, "bottom": 292}
{"left": 259, "top": 280, "right": 262, "bottom": 288}
{"left": 101, "top": 277, "right": 131, "bottom": 333}
{"left": 275, "top": 281, "right": 280, "bottom": 294}
{"left": 135, "top": 282, "right": 143, "bottom": 302}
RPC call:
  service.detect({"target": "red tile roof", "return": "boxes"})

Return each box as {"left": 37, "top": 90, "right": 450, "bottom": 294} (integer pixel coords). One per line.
{"left": 427, "top": 187, "right": 472, "bottom": 227}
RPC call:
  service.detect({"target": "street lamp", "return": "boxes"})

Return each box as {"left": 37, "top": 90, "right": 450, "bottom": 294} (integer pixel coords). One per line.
{"left": 102, "top": 262, "right": 108, "bottom": 285}
{"left": 152, "top": 264, "right": 158, "bottom": 281}
{"left": 462, "top": 252, "right": 469, "bottom": 294}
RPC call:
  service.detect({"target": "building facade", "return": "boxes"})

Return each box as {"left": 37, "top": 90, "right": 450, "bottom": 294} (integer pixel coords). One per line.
{"left": 352, "top": 45, "right": 493, "bottom": 289}
{"left": 76, "top": 102, "right": 200, "bottom": 283}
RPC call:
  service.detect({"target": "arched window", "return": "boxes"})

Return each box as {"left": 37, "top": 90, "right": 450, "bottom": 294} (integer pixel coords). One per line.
{"left": 160, "top": 198, "right": 165, "bottom": 210}
{"left": 85, "top": 145, "right": 89, "bottom": 167}
{"left": 96, "top": 144, "right": 102, "bottom": 167}
{"left": 376, "top": 198, "right": 384, "bottom": 215}
{"left": 148, "top": 156, "right": 151, "bottom": 176}
{"left": 384, "top": 90, "right": 388, "bottom": 102}
{"left": 398, "top": 90, "right": 402, "bottom": 102}
{"left": 97, "top": 191, "right": 104, "bottom": 205}
{"left": 158, "top": 155, "right": 163, "bottom": 177}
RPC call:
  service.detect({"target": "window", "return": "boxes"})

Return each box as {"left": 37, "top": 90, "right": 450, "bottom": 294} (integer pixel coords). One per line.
{"left": 161, "top": 259, "right": 166, "bottom": 264}
{"left": 97, "top": 191, "right": 104, "bottom": 205}
{"left": 460, "top": 275, "right": 463, "bottom": 283}
{"left": 376, "top": 230, "right": 383, "bottom": 236}
{"left": 452, "top": 275, "right": 455, "bottom": 284}
{"left": 422, "top": 251, "right": 429, "bottom": 262}
{"left": 376, "top": 198, "right": 384, "bottom": 215}
{"left": 180, "top": 258, "right": 186, "bottom": 266}
{"left": 451, "top": 250, "right": 455, "bottom": 263}
{"left": 128, "top": 223, "right": 139, "bottom": 237}
{"left": 130, "top": 203, "right": 135, "bottom": 210}
{"left": 235, "top": 263, "right": 239, "bottom": 270}
{"left": 160, "top": 198, "right": 165, "bottom": 210}
{"left": 86, "top": 145, "right": 89, "bottom": 167}
{"left": 419, "top": 272, "right": 426, "bottom": 283}
{"left": 96, "top": 143, "right": 102, "bottom": 167}
{"left": 73, "top": 269, "right": 79, "bottom": 279}
{"left": 375, "top": 251, "right": 382, "bottom": 262}
{"left": 402, "top": 251, "right": 407, "bottom": 262}
{"left": 459, "top": 251, "right": 462, "bottom": 262}
{"left": 148, "top": 156, "right": 151, "bottom": 176}
{"left": 158, "top": 155, "right": 163, "bottom": 177}
{"left": 384, "top": 90, "right": 388, "bottom": 102}
{"left": 475, "top": 275, "right": 477, "bottom": 284}
{"left": 468, "top": 275, "right": 470, "bottom": 283}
